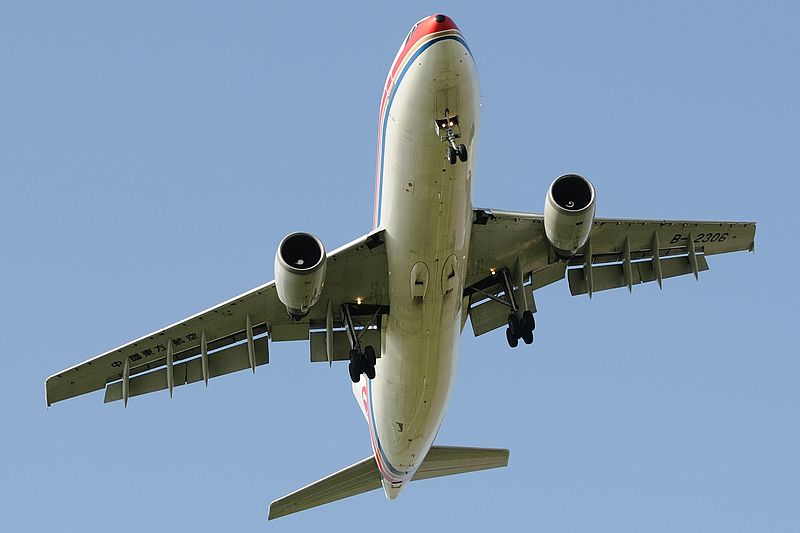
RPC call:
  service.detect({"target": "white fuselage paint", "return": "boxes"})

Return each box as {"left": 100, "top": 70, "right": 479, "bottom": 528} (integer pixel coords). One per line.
{"left": 352, "top": 29, "right": 480, "bottom": 499}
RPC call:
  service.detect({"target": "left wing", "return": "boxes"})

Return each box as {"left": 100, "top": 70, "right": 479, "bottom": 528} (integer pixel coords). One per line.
{"left": 465, "top": 208, "right": 755, "bottom": 336}
{"left": 45, "top": 230, "right": 389, "bottom": 406}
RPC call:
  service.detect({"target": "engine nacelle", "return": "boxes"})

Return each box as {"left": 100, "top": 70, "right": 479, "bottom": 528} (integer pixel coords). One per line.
{"left": 275, "top": 232, "right": 327, "bottom": 320}
{"left": 544, "top": 173, "right": 596, "bottom": 257}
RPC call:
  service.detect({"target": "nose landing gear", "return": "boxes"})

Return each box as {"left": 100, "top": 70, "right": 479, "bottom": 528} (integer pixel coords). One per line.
{"left": 447, "top": 144, "right": 468, "bottom": 165}
{"left": 436, "top": 109, "right": 468, "bottom": 165}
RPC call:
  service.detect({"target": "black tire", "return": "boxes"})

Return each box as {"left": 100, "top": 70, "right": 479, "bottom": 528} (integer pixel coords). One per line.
{"left": 359, "top": 350, "right": 376, "bottom": 380}
{"left": 458, "top": 144, "right": 468, "bottom": 162}
{"left": 348, "top": 361, "right": 361, "bottom": 383}
{"left": 349, "top": 348, "right": 364, "bottom": 374}
{"left": 522, "top": 329, "right": 534, "bottom": 345}
{"left": 349, "top": 348, "right": 360, "bottom": 365}
{"left": 522, "top": 310, "right": 535, "bottom": 332}
{"left": 506, "top": 327, "right": 519, "bottom": 348}
{"left": 508, "top": 313, "right": 522, "bottom": 339}
{"left": 447, "top": 145, "right": 457, "bottom": 165}
{"left": 364, "top": 345, "right": 377, "bottom": 367}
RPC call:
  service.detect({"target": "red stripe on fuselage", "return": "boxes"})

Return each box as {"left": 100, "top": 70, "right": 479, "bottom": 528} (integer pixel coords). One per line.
{"left": 373, "top": 14, "right": 460, "bottom": 228}
{"left": 380, "top": 15, "right": 459, "bottom": 120}
{"left": 361, "top": 384, "right": 404, "bottom": 484}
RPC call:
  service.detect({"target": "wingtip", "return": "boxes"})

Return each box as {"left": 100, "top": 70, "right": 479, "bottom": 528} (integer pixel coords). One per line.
{"left": 44, "top": 376, "right": 55, "bottom": 408}
{"left": 267, "top": 503, "right": 280, "bottom": 521}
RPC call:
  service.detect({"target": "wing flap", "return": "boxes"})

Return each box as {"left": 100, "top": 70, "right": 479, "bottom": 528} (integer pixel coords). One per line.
{"left": 572, "top": 219, "right": 756, "bottom": 265}
{"left": 469, "top": 297, "right": 512, "bottom": 337}
{"left": 309, "top": 329, "right": 381, "bottom": 362}
{"left": 567, "top": 255, "right": 710, "bottom": 296}
{"left": 468, "top": 291, "right": 537, "bottom": 337}
{"left": 103, "top": 338, "right": 269, "bottom": 403}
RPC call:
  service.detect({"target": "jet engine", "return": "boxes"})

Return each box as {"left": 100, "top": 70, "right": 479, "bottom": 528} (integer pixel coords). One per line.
{"left": 275, "top": 232, "right": 327, "bottom": 320}
{"left": 544, "top": 173, "right": 596, "bottom": 257}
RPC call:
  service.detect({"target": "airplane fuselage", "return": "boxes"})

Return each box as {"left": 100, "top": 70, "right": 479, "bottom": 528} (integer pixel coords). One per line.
{"left": 42, "top": 12, "right": 757, "bottom": 520}
{"left": 353, "top": 15, "right": 479, "bottom": 498}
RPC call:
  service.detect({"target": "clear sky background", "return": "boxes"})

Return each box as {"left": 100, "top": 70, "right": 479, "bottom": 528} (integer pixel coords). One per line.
{"left": 2, "top": 1, "right": 798, "bottom": 531}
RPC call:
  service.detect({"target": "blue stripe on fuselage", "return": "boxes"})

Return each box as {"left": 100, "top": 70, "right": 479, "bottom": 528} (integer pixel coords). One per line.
{"left": 374, "top": 34, "right": 473, "bottom": 228}
{"left": 367, "top": 378, "right": 407, "bottom": 480}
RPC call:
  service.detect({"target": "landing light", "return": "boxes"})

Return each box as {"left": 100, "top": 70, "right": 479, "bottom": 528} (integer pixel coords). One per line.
{"left": 356, "top": 297, "right": 363, "bottom": 305}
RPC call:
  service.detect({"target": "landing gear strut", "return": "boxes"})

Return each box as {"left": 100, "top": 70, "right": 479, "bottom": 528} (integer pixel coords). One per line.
{"left": 436, "top": 109, "right": 468, "bottom": 165}
{"left": 498, "top": 268, "right": 535, "bottom": 347}
{"left": 473, "top": 268, "right": 535, "bottom": 348}
{"left": 342, "top": 303, "right": 378, "bottom": 383}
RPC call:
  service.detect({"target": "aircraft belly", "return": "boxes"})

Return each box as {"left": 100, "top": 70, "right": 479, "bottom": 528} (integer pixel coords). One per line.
{"left": 372, "top": 318, "right": 461, "bottom": 475}
{"left": 368, "top": 38, "right": 479, "bottom": 481}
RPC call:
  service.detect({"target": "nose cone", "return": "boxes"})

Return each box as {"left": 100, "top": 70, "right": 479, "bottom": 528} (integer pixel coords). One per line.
{"left": 407, "top": 14, "right": 459, "bottom": 41}
{"left": 427, "top": 13, "right": 459, "bottom": 33}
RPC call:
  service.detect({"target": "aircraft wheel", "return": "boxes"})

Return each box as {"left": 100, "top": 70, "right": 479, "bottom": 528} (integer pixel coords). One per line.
{"left": 447, "top": 145, "right": 457, "bottom": 165}
{"left": 365, "top": 363, "right": 376, "bottom": 380}
{"left": 522, "top": 329, "right": 534, "bottom": 345}
{"left": 508, "top": 313, "right": 522, "bottom": 339}
{"left": 364, "top": 345, "right": 377, "bottom": 367}
{"left": 522, "top": 310, "right": 535, "bottom": 332}
{"left": 506, "top": 327, "right": 519, "bottom": 348}
{"left": 458, "top": 144, "right": 468, "bottom": 162}
{"left": 349, "top": 348, "right": 363, "bottom": 370}
{"left": 348, "top": 361, "right": 361, "bottom": 383}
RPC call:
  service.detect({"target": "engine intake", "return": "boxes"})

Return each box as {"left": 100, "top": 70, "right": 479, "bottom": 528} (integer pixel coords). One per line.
{"left": 544, "top": 173, "right": 596, "bottom": 257}
{"left": 275, "top": 232, "right": 327, "bottom": 320}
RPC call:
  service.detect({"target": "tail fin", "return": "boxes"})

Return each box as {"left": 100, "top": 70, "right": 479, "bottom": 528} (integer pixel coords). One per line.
{"left": 268, "top": 446, "right": 509, "bottom": 520}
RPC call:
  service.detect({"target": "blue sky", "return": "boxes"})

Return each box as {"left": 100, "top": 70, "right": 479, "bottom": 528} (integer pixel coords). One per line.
{"left": 2, "top": 1, "right": 798, "bottom": 531}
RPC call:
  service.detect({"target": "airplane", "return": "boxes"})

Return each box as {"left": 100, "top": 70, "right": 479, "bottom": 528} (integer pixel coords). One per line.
{"left": 45, "top": 14, "right": 756, "bottom": 520}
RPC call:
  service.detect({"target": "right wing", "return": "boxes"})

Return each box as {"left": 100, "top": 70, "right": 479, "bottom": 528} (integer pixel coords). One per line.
{"left": 465, "top": 209, "right": 756, "bottom": 336}
{"left": 45, "top": 230, "right": 389, "bottom": 406}
{"left": 562, "top": 216, "right": 756, "bottom": 296}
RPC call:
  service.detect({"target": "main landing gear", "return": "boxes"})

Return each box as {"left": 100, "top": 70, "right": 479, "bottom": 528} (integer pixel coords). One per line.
{"left": 436, "top": 109, "right": 468, "bottom": 165}
{"left": 496, "top": 267, "right": 535, "bottom": 348}
{"left": 506, "top": 310, "right": 535, "bottom": 348}
{"left": 473, "top": 268, "right": 536, "bottom": 348}
{"left": 342, "top": 303, "right": 378, "bottom": 383}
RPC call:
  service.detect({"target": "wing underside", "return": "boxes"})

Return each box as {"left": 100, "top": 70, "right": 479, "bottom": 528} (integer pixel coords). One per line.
{"left": 45, "top": 230, "right": 390, "bottom": 406}
{"left": 465, "top": 209, "right": 756, "bottom": 336}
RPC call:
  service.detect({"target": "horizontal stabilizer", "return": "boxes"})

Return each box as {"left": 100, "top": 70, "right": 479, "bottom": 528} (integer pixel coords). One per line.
{"left": 268, "top": 445, "right": 509, "bottom": 520}
{"left": 268, "top": 456, "right": 381, "bottom": 520}
{"left": 412, "top": 445, "right": 510, "bottom": 480}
